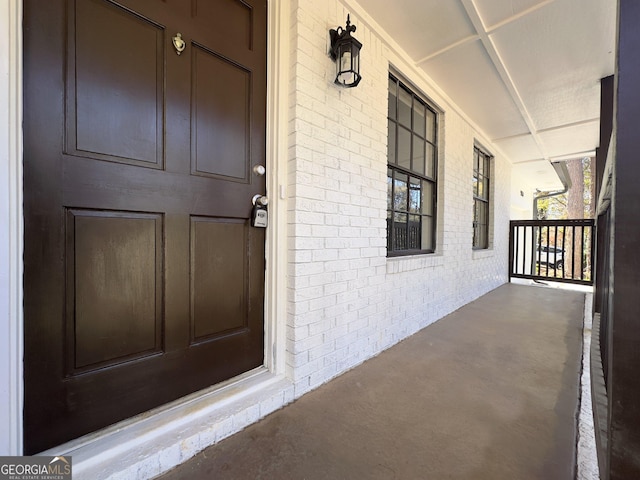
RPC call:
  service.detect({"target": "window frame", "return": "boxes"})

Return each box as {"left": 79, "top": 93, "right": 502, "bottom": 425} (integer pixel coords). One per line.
{"left": 472, "top": 145, "right": 492, "bottom": 250}
{"left": 386, "top": 73, "right": 438, "bottom": 256}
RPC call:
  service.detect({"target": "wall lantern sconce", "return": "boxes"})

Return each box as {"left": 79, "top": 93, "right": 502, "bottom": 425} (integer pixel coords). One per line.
{"left": 329, "top": 14, "right": 362, "bottom": 88}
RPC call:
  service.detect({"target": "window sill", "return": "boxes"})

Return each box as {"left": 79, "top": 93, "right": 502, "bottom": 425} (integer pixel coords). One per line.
{"left": 386, "top": 252, "right": 445, "bottom": 274}
{"left": 472, "top": 248, "right": 494, "bottom": 260}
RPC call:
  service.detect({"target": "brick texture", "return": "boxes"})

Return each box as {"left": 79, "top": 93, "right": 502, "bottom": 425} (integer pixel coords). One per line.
{"left": 287, "top": 0, "right": 511, "bottom": 397}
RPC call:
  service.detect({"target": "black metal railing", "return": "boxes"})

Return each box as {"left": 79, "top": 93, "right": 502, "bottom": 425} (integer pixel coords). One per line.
{"left": 387, "top": 219, "right": 422, "bottom": 251}
{"left": 596, "top": 209, "right": 611, "bottom": 389}
{"left": 592, "top": 202, "right": 612, "bottom": 479}
{"left": 509, "top": 219, "right": 595, "bottom": 285}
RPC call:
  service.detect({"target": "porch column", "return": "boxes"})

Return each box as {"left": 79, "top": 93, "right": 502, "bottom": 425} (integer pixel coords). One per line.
{"left": 609, "top": 1, "right": 640, "bottom": 478}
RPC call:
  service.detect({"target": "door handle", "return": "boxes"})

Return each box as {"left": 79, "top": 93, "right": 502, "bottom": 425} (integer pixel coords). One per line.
{"left": 252, "top": 195, "right": 269, "bottom": 206}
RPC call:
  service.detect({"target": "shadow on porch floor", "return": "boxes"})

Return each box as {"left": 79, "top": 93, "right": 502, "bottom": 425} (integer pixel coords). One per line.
{"left": 158, "top": 283, "right": 584, "bottom": 480}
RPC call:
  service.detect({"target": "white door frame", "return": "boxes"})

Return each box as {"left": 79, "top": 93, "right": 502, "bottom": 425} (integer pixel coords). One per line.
{"left": 0, "top": 0, "right": 24, "bottom": 457}
{"left": 0, "top": 0, "right": 289, "bottom": 457}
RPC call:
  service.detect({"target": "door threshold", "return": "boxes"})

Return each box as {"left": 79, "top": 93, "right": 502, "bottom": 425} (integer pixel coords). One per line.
{"left": 40, "top": 368, "right": 294, "bottom": 480}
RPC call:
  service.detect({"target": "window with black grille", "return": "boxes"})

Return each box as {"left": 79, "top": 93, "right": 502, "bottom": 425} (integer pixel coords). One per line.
{"left": 386, "top": 73, "right": 438, "bottom": 255}
{"left": 473, "top": 146, "right": 491, "bottom": 249}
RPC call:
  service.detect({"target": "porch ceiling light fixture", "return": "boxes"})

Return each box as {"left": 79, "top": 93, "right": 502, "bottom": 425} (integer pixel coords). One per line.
{"left": 329, "top": 14, "right": 362, "bottom": 88}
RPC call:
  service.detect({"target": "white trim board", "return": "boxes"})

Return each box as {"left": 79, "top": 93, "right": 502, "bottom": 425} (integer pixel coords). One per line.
{"left": 0, "top": 0, "right": 24, "bottom": 457}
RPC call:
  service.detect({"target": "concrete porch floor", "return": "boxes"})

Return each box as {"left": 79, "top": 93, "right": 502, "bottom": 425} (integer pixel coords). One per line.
{"left": 159, "top": 284, "right": 585, "bottom": 479}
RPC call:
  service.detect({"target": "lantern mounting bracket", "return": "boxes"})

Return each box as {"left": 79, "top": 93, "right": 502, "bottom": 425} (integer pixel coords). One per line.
{"left": 329, "top": 15, "right": 357, "bottom": 61}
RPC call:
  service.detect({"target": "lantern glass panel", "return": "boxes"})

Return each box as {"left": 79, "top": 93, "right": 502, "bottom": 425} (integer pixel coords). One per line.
{"left": 340, "top": 45, "right": 351, "bottom": 72}
{"left": 336, "top": 42, "right": 359, "bottom": 86}
{"left": 352, "top": 45, "right": 359, "bottom": 71}
{"left": 331, "top": 19, "right": 362, "bottom": 87}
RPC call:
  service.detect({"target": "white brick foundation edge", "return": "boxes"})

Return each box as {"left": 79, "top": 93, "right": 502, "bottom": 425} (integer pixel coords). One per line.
{"left": 45, "top": 370, "right": 294, "bottom": 480}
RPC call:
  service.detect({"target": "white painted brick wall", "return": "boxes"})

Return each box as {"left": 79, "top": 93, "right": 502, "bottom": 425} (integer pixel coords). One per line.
{"left": 105, "top": 2, "right": 515, "bottom": 476}
{"left": 287, "top": 0, "right": 511, "bottom": 397}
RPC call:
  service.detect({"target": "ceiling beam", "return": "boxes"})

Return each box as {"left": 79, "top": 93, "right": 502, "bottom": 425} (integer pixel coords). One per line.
{"left": 459, "top": 0, "right": 550, "bottom": 160}
{"left": 550, "top": 150, "right": 596, "bottom": 161}
{"left": 537, "top": 117, "right": 600, "bottom": 134}
{"left": 494, "top": 117, "right": 600, "bottom": 142}
{"left": 415, "top": 34, "right": 479, "bottom": 66}
{"left": 485, "top": 0, "right": 556, "bottom": 34}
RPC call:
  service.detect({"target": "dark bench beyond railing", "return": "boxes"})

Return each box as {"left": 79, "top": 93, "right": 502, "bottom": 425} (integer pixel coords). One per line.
{"left": 509, "top": 219, "right": 595, "bottom": 286}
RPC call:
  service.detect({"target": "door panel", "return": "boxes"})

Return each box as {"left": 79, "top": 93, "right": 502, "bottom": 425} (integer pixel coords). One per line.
{"left": 191, "top": 45, "right": 251, "bottom": 180}
{"left": 193, "top": 0, "right": 254, "bottom": 50}
{"left": 24, "top": 0, "right": 267, "bottom": 454}
{"left": 68, "top": 210, "right": 164, "bottom": 372}
{"left": 69, "top": 0, "right": 165, "bottom": 167}
{"left": 191, "top": 217, "right": 248, "bottom": 342}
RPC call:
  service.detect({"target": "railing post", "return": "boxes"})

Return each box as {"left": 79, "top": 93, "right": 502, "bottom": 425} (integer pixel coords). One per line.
{"left": 508, "top": 221, "right": 514, "bottom": 282}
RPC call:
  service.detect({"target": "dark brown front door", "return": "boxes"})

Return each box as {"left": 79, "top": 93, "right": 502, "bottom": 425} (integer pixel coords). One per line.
{"left": 23, "top": 0, "right": 267, "bottom": 454}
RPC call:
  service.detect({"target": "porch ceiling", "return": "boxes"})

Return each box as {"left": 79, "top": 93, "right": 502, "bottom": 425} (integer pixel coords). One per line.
{"left": 361, "top": 0, "right": 616, "bottom": 185}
